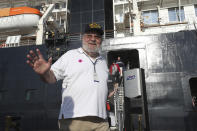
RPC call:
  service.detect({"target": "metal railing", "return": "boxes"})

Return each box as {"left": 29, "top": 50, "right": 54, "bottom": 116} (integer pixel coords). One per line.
{"left": 65, "top": 29, "right": 117, "bottom": 42}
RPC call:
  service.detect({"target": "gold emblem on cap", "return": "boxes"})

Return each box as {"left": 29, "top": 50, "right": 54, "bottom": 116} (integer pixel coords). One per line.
{"left": 89, "top": 23, "right": 101, "bottom": 29}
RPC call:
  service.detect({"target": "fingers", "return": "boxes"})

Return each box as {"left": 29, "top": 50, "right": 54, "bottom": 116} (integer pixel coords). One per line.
{"left": 26, "top": 49, "right": 42, "bottom": 62}
{"left": 26, "top": 53, "right": 35, "bottom": 67}
{"left": 30, "top": 50, "right": 38, "bottom": 60}
{"left": 26, "top": 50, "right": 38, "bottom": 63}
{"left": 36, "top": 49, "right": 44, "bottom": 59}
{"left": 26, "top": 54, "right": 33, "bottom": 61}
{"left": 48, "top": 57, "right": 53, "bottom": 65}
{"left": 26, "top": 60, "right": 34, "bottom": 67}
{"left": 26, "top": 49, "right": 52, "bottom": 67}
{"left": 26, "top": 53, "right": 35, "bottom": 65}
{"left": 26, "top": 49, "right": 40, "bottom": 67}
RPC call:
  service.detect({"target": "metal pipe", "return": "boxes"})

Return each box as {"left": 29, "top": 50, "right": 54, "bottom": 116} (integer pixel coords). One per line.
{"left": 36, "top": 4, "right": 55, "bottom": 45}
{"left": 65, "top": 0, "right": 68, "bottom": 33}
{"left": 178, "top": 0, "right": 181, "bottom": 22}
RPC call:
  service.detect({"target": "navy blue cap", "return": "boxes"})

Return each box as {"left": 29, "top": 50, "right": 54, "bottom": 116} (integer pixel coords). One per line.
{"left": 84, "top": 23, "right": 104, "bottom": 36}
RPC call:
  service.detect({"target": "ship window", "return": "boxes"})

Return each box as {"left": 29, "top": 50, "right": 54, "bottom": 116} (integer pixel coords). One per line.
{"left": 168, "top": 7, "right": 185, "bottom": 22}
{"left": 142, "top": 10, "right": 159, "bottom": 24}
{"left": 114, "top": 0, "right": 126, "bottom": 3}
{"left": 62, "top": 2, "right": 66, "bottom": 8}
{"left": 189, "top": 77, "right": 197, "bottom": 109}
{"left": 55, "top": 3, "right": 60, "bottom": 9}
{"left": 61, "top": 20, "right": 64, "bottom": 26}
{"left": 25, "top": 89, "right": 37, "bottom": 101}
{"left": 115, "top": 5, "right": 124, "bottom": 23}
{"left": 195, "top": 5, "right": 197, "bottom": 16}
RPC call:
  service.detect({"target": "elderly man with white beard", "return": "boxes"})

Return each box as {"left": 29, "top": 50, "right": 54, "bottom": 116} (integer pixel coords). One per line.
{"left": 26, "top": 23, "right": 110, "bottom": 131}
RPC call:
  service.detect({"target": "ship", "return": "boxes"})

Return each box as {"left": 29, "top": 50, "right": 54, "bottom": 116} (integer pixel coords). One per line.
{"left": 0, "top": 0, "right": 197, "bottom": 131}
{"left": 0, "top": 0, "right": 70, "bottom": 131}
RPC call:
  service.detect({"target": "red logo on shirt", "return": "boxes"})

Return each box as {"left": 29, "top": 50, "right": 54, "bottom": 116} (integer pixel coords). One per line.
{"left": 78, "top": 59, "right": 82, "bottom": 63}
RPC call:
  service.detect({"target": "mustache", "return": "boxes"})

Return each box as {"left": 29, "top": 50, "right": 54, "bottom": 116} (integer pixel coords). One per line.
{"left": 88, "top": 42, "right": 96, "bottom": 45}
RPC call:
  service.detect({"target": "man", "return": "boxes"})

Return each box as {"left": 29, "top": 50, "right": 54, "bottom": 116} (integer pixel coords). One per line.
{"left": 26, "top": 23, "right": 110, "bottom": 131}
{"left": 116, "top": 56, "right": 125, "bottom": 85}
{"left": 116, "top": 56, "right": 125, "bottom": 72}
{"left": 109, "top": 61, "right": 120, "bottom": 86}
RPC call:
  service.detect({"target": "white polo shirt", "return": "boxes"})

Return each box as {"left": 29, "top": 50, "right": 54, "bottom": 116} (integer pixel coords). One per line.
{"left": 51, "top": 48, "right": 109, "bottom": 119}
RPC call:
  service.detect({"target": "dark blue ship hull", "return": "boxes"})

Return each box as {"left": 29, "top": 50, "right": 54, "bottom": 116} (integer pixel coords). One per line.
{"left": 0, "top": 30, "right": 197, "bottom": 131}
{"left": 0, "top": 45, "right": 61, "bottom": 131}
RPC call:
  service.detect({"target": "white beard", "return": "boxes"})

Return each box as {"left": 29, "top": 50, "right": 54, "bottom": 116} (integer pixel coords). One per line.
{"left": 82, "top": 42, "right": 100, "bottom": 54}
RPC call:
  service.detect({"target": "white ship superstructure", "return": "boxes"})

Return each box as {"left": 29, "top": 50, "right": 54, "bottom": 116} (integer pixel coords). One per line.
{"left": 0, "top": 0, "right": 70, "bottom": 47}
{"left": 113, "top": 0, "right": 197, "bottom": 37}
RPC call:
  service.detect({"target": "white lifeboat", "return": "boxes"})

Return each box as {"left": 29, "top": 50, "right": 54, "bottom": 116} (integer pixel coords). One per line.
{"left": 0, "top": 7, "right": 42, "bottom": 31}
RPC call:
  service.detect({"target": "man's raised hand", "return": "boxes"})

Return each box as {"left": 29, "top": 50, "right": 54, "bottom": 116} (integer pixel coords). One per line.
{"left": 26, "top": 49, "right": 52, "bottom": 75}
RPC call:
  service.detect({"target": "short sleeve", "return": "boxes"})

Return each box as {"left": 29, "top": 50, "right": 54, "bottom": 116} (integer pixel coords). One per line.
{"left": 51, "top": 53, "right": 68, "bottom": 81}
